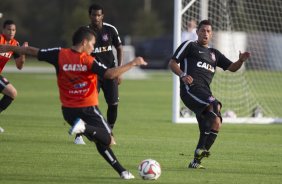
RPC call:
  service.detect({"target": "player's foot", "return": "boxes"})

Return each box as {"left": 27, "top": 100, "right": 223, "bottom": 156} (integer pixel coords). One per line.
{"left": 69, "top": 119, "right": 86, "bottom": 135}
{"left": 74, "top": 135, "right": 86, "bottom": 145}
{"left": 188, "top": 160, "right": 205, "bottom": 169}
{"left": 0, "top": 126, "right": 4, "bottom": 133}
{"left": 194, "top": 148, "right": 210, "bottom": 160}
{"left": 120, "top": 171, "right": 135, "bottom": 180}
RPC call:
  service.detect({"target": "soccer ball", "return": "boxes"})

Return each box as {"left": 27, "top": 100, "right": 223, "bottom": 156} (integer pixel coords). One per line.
{"left": 138, "top": 159, "right": 161, "bottom": 180}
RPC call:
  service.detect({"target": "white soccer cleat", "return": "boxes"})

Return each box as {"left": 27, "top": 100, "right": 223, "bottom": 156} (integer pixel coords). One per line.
{"left": 0, "top": 126, "right": 4, "bottom": 133}
{"left": 120, "top": 171, "right": 135, "bottom": 180}
{"left": 69, "top": 119, "right": 86, "bottom": 135}
{"left": 74, "top": 135, "right": 86, "bottom": 145}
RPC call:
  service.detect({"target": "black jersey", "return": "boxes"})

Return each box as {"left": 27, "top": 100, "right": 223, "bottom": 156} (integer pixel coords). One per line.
{"left": 172, "top": 40, "right": 232, "bottom": 90}
{"left": 87, "top": 23, "right": 122, "bottom": 68}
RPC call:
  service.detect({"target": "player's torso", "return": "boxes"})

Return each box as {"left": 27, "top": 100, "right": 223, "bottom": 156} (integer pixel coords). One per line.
{"left": 182, "top": 42, "right": 218, "bottom": 86}
{"left": 57, "top": 49, "right": 99, "bottom": 107}
{"left": 0, "top": 34, "right": 19, "bottom": 72}
{"left": 91, "top": 23, "right": 120, "bottom": 67}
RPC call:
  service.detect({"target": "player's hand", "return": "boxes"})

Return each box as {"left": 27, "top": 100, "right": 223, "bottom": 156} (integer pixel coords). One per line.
{"left": 239, "top": 51, "right": 250, "bottom": 62}
{"left": 22, "top": 42, "right": 29, "bottom": 47}
{"left": 132, "top": 57, "right": 148, "bottom": 66}
{"left": 181, "top": 75, "right": 193, "bottom": 85}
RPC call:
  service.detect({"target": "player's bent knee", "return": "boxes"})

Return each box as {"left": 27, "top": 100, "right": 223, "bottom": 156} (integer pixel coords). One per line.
{"left": 3, "top": 84, "right": 17, "bottom": 99}
{"left": 212, "top": 117, "right": 222, "bottom": 130}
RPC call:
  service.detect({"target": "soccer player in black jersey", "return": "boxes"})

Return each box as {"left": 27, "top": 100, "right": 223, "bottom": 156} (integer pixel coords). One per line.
{"left": 169, "top": 20, "right": 250, "bottom": 169}
{"left": 74, "top": 4, "right": 123, "bottom": 144}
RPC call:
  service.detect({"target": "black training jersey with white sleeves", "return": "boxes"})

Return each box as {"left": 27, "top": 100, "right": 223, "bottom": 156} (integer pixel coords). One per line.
{"left": 172, "top": 41, "right": 232, "bottom": 89}
{"left": 87, "top": 23, "right": 122, "bottom": 68}
{"left": 37, "top": 47, "right": 107, "bottom": 77}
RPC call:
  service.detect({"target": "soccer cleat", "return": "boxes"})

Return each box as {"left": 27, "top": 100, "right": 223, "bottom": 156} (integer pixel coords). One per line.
{"left": 0, "top": 126, "right": 4, "bottom": 133}
{"left": 69, "top": 119, "right": 86, "bottom": 135}
{"left": 74, "top": 135, "right": 86, "bottom": 145}
{"left": 120, "top": 171, "right": 135, "bottom": 180}
{"left": 188, "top": 160, "right": 205, "bottom": 169}
{"left": 194, "top": 148, "right": 210, "bottom": 160}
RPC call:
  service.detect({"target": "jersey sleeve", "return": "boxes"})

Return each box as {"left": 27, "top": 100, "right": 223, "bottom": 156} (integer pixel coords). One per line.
{"left": 215, "top": 50, "right": 233, "bottom": 70}
{"left": 37, "top": 47, "right": 61, "bottom": 66}
{"left": 91, "top": 58, "right": 108, "bottom": 77}
{"left": 171, "top": 41, "right": 192, "bottom": 63}
{"left": 111, "top": 26, "right": 122, "bottom": 48}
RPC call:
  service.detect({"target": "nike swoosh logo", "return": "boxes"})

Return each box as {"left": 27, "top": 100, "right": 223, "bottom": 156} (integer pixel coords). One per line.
{"left": 199, "top": 51, "right": 205, "bottom": 53}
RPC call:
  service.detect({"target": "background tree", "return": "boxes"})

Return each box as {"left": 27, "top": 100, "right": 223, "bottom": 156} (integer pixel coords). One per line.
{"left": 0, "top": 0, "right": 174, "bottom": 47}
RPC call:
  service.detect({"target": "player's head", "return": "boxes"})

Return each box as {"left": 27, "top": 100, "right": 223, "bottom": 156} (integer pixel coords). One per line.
{"left": 72, "top": 27, "right": 96, "bottom": 55}
{"left": 2, "top": 20, "right": 16, "bottom": 41}
{"left": 196, "top": 20, "right": 212, "bottom": 47}
{"left": 88, "top": 4, "right": 104, "bottom": 27}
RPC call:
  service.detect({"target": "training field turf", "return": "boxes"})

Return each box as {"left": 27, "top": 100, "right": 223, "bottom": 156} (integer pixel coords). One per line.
{"left": 0, "top": 71, "right": 282, "bottom": 184}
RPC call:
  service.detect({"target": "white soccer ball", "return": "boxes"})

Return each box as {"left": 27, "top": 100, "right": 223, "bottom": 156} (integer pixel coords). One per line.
{"left": 138, "top": 159, "right": 161, "bottom": 180}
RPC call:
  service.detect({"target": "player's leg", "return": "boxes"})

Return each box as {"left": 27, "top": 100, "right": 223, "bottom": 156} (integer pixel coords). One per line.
{"left": 64, "top": 106, "right": 134, "bottom": 179}
{"left": 95, "top": 143, "right": 134, "bottom": 179}
{"left": 180, "top": 91, "right": 210, "bottom": 169}
{"left": 0, "top": 76, "right": 17, "bottom": 133}
{"left": 0, "top": 76, "right": 17, "bottom": 113}
{"left": 189, "top": 100, "right": 222, "bottom": 168}
{"left": 205, "top": 100, "right": 222, "bottom": 151}
{"left": 188, "top": 114, "right": 211, "bottom": 169}
{"left": 103, "top": 78, "right": 119, "bottom": 129}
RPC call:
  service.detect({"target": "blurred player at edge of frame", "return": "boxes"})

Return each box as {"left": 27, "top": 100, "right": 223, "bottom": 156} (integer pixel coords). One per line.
{"left": 0, "top": 20, "right": 28, "bottom": 133}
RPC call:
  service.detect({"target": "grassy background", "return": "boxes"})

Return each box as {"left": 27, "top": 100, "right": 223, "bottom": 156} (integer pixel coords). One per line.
{"left": 0, "top": 71, "right": 282, "bottom": 184}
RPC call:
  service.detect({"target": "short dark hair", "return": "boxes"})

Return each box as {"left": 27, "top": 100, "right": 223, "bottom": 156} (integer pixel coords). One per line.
{"left": 88, "top": 4, "right": 103, "bottom": 15}
{"left": 3, "top": 20, "right": 15, "bottom": 28}
{"left": 72, "top": 26, "right": 96, "bottom": 45}
{"left": 197, "top": 20, "right": 212, "bottom": 31}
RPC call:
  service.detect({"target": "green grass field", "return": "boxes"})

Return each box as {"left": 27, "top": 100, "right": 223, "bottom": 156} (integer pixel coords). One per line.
{"left": 0, "top": 71, "right": 282, "bottom": 184}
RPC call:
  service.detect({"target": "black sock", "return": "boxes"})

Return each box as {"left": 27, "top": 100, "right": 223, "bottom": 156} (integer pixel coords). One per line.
{"left": 0, "top": 95, "right": 14, "bottom": 113}
{"left": 196, "top": 132, "right": 209, "bottom": 150}
{"left": 205, "top": 129, "right": 218, "bottom": 151}
{"left": 107, "top": 104, "right": 118, "bottom": 129}
{"left": 84, "top": 124, "right": 111, "bottom": 146}
{"left": 195, "top": 115, "right": 210, "bottom": 150}
{"left": 95, "top": 143, "right": 125, "bottom": 175}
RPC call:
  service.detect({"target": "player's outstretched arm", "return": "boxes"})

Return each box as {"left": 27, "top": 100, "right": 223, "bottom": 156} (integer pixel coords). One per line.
{"left": 104, "top": 57, "right": 147, "bottom": 79}
{"left": 14, "top": 42, "right": 29, "bottom": 70}
{"left": 0, "top": 45, "right": 39, "bottom": 57}
{"left": 227, "top": 51, "right": 251, "bottom": 72}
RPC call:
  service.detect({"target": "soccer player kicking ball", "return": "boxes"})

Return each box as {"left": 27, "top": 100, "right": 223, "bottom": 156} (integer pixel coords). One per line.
{"left": 0, "top": 26, "right": 147, "bottom": 179}
{"left": 169, "top": 20, "right": 250, "bottom": 169}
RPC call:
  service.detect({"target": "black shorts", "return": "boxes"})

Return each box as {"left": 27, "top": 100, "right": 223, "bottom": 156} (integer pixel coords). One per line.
{"left": 0, "top": 75, "right": 10, "bottom": 92}
{"left": 180, "top": 85, "right": 219, "bottom": 115}
{"left": 98, "top": 77, "right": 119, "bottom": 105}
{"left": 62, "top": 106, "right": 112, "bottom": 134}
